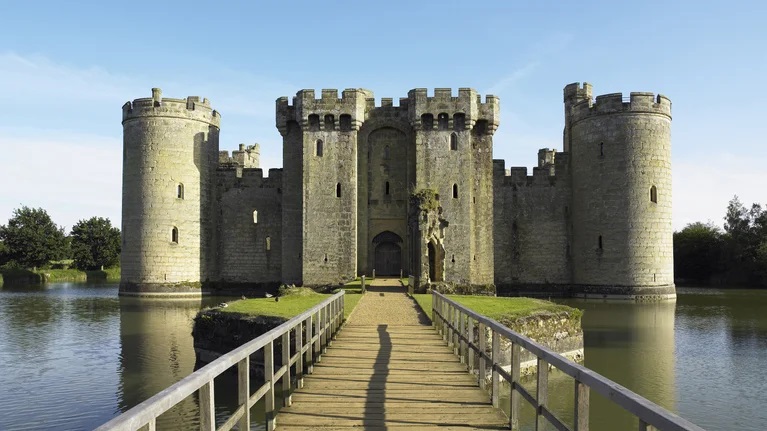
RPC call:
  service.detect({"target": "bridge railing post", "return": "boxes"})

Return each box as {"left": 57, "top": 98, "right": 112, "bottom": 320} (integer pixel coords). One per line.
{"left": 237, "top": 356, "right": 250, "bottom": 430}
{"left": 510, "top": 342, "right": 520, "bottom": 430}
{"left": 265, "top": 340, "right": 275, "bottom": 431}
{"left": 491, "top": 330, "right": 500, "bottom": 408}
{"left": 535, "top": 358, "right": 549, "bottom": 430}
{"left": 478, "top": 321, "right": 486, "bottom": 389}
{"left": 313, "top": 310, "right": 321, "bottom": 363}
{"left": 282, "top": 331, "right": 291, "bottom": 407}
{"left": 459, "top": 309, "right": 466, "bottom": 364}
{"left": 199, "top": 380, "right": 215, "bottom": 431}
{"left": 574, "top": 378, "right": 589, "bottom": 431}
{"left": 361, "top": 275, "right": 366, "bottom": 293}
{"left": 468, "top": 316, "right": 474, "bottom": 373}
{"left": 306, "top": 314, "right": 314, "bottom": 374}
{"left": 296, "top": 319, "right": 304, "bottom": 388}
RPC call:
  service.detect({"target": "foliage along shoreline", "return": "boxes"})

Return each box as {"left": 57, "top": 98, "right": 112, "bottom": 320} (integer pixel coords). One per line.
{"left": 674, "top": 196, "right": 767, "bottom": 288}
{"left": 0, "top": 266, "right": 121, "bottom": 286}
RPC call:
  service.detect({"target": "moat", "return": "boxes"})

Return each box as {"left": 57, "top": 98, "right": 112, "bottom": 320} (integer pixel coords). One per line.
{"left": 0, "top": 283, "right": 763, "bottom": 430}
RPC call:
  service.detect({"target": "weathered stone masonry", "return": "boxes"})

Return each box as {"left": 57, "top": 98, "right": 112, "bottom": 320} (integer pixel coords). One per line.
{"left": 120, "top": 83, "right": 674, "bottom": 299}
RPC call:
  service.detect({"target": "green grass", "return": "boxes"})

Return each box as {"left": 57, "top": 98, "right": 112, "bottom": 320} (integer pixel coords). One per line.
{"left": 412, "top": 293, "right": 579, "bottom": 326}
{"left": 0, "top": 266, "right": 121, "bottom": 284}
{"left": 222, "top": 291, "right": 364, "bottom": 321}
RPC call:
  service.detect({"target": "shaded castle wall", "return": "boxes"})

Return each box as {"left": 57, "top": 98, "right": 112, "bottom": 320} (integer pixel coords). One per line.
{"left": 408, "top": 88, "right": 497, "bottom": 286}
{"left": 215, "top": 168, "right": 282, "bottom": 284}
{"left": 493, "top": 154, "right": 572, "bottom": 288}
{"left": 121, "top": 89, "right": 219, "bottom": 290}
{"left": 357, "top": 102, "right": 412, "bottom": 276}
{"left": 278, "top": 89, "right": 369, "bottom": 286}
{"left": 568, "top": 87, "right": 674, "bottom": 293}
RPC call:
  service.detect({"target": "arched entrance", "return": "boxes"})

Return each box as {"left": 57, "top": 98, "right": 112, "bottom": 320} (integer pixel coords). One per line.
{"left": 427, "top": 240, "right": 444, "bottom": 282}
{"left": 373, "top": 231, "right": 403, "bottom": 276}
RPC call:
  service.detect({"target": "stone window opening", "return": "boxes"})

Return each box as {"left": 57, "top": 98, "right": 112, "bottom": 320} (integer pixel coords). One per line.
{"left": 453, "top": 113, "right": 466, "bottom": 131}
{"left": 336, "top": 183, "right": 341, "bottom": 198}
{"left": 308, "top": 114, "right": 320, "bottom": 131}
{"left": 650, "top": 185, "right": 658, "bottom": 203}
{"left": 339, "top": 114, "right": 352, "bottom": 132}
{"left": 385, "top": 181, "right": 390, "bottom": 195}
{"left": 451, "top": 254, "right": 455, "bottom": 263}
{"left": 438, "top": 113, "right": 449, "bottom": 130}
{"left": 171, "top": 227, "right": 179, "bottom": 244}
{"left": 266, "top": 236, "right": 271, "bottom": 251}
{"left": 316, "top": 139, "right": 323, "bottom": 157}
{"left": 324, "top": 114, "right": 335, "bottom": 131}
{"left": 599, "top": 142, "right": 604, "bottom": 157}
{"left": 324, "top": 253, "right": 328, "bottom": 262}
{"left": 598, "top": 235, "right": 603, "bottom": 251}
{"left": 450, "top": 133, "right": 458, "bottom": 151}
{"left": 452, "top": 184, "right": 458, "bottom": 199}
{"left": 421, "top": 114, "right": 434, "bottom": 130}
{"left": 253, "top": 210, "right": 258, "bottom": 224}
{"left": 176, "top": 183, "right": 184, "bottom": 199}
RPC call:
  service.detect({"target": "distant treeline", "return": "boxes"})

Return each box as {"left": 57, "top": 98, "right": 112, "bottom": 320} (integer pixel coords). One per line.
{"left": 0, "top": 206, "right": 120, "bottom": 274}
{"left": 675, "top": 196, "right": 767, "bottom": 286}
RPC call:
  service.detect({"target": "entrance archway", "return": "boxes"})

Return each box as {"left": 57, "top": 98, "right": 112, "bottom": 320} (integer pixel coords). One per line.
{"left": 373, "top": 231, "right": 403, "bottom": 276}
{"left": 427, "top": 240, "right": 444, "bottom": 282}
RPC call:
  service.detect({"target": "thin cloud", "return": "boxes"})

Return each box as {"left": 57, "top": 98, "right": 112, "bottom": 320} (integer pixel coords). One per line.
{"left": 485, "top": 62, "right": 540, "bottom": 96}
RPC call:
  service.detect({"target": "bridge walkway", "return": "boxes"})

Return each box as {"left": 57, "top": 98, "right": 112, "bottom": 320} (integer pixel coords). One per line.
{"left": 278, "top": 278, "right": 508, "bottom": 430}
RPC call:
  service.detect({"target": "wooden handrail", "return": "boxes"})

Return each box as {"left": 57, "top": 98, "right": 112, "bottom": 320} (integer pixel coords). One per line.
{"left": 96, "top": 291, "right": 345, "bottom": 431}
{"left": 431, "top": 291, "right": 705, "bottom": 431}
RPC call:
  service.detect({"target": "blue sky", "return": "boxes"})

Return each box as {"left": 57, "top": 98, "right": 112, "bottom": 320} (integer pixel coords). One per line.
{"left": 0, "top": 0, "right": 765, "bottom": 231}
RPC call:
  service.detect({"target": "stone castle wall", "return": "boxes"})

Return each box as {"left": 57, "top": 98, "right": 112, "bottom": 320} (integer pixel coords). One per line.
{"left": 120, "top": 83, "right": 675, "bottom": 299}
{"left": 215, "top": 168, "right": 282, "bottom": 284}
{"left": 568, "top": 89, "right": 674, "bottom": 296}
{"left": 120, "top": 89, "right": 219, "bottom": 291}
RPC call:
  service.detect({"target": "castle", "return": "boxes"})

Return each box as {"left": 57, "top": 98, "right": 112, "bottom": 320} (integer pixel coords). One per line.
{"left": 119, "top": 83, "right": 674, "bottom": 299}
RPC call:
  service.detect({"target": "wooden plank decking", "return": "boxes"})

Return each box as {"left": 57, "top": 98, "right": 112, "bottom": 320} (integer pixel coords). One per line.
{"left": 277, "top": 280, "right": 508, "bottom": 430}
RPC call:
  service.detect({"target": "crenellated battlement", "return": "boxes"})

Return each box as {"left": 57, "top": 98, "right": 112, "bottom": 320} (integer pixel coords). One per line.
{"left": 276, "top": 88, "right": 371, "bottom": 134}
{"left": 407, "top": 88, "right": 499, "bottom": 133}
{"left": 122, "top": 88, "right": 221, "bottom": 126}
{"left": 217, "top": 165, "right": 283, "bottom": 188}
{"left": 570, "top": 89, "right": 671, "bottom": 124}
{"left": 493, "top": 150, "right": 569, "bottom": 188}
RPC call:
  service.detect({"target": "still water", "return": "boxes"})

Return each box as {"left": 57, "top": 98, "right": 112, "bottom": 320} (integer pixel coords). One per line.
{"left": 0, "top": 283, "right": 764, "bottom": 430}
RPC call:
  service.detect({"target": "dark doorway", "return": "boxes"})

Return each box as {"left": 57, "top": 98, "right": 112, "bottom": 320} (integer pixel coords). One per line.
{"left": 427, "top": 241, "right": 444, "bottom": 282}
{"left": 375, "top": 242, "right": 401, "bottom": 276}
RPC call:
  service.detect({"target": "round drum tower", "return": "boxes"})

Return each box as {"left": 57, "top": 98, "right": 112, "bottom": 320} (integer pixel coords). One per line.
{"left": 568, "top": 88, "right": 674, "bottom": 299}
{"left": 120, "top": 88, "right": 220, "bottom": 295}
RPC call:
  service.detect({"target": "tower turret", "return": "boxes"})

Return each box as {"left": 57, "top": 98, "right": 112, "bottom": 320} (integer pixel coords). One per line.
{"left": 567, "top": 85, "right": 674, "bottom": 298}
{"left": 406, "top": 88, "right": 499, "bottom": 286}
{"left": 120, "top": 88, "right": 220, "bottom": 295}
{"left": 276, "top": 89, "right": 370, "bottom": 285}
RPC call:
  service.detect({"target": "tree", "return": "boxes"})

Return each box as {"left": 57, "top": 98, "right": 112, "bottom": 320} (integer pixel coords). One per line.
{"left": 673, "top": 222, "right": 724, "bottom": 282}
{"left": 70, "top": 217, "right": 121, "bottom": 270}
{"left": 0, "top": 206, "right": 68, "bottom": 268}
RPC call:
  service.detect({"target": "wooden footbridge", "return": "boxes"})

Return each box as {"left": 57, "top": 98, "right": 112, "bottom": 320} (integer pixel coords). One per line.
{"left": 97, "top": 279, "right": 705, "bottom": 431}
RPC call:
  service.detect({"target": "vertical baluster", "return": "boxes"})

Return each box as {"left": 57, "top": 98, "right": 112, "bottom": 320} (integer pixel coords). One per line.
{"left": 323, "top": 302, "right": 330, "bottom": 352}
{"left": 314, "top": 310, "right": 321, "bottom": 363}
{"left": 510, "top": 343, "right": 520, "bottom": 430}
{"left": 458, "top": 311, "right": 466, "bottom": 364}
{"left": 492, "top": 330, "right": 500, "bottom": 407}
{"left": 468, "top": 316, "right": 474, "bottom": 374}
{"left": 199, "top": 380, "right": 215, "bottom": 431}
{"left": 479, "top": 321, "right": 487, "bottom": 389}
{"left": 296, "top": 319, "right": 304, "bottom": 388}
{"left": 536, "top": 358, "right": 548, "bottom": 431}
{"left": 639, "top": 420, "right": 657, "bottom": 431}
{"left": 282, "top": 331, "right": 292, "bottom": 406}
{"left": 431, "top": 292, "right": 437, "bottom": 328}
{"left": 454, "top": 308, "right": 459, "bottom": 354}
{"left": 238, "top": 356, "right": 251, "bottom": 430}
{"left": 574, "top": 379, "right": 589, "bottom": 431}
{"left": 306, "top": 315, "right": 314, "bottom": 374}
{"left": 265, "top": 340, "right": 275, "bottom": 431}
{"left": 143, "top": 418, "right": 156, "bottom": 431}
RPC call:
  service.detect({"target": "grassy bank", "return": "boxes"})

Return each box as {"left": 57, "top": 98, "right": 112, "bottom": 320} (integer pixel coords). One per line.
{"left": 222, "top": 288, "right": 363, "bottom": 320}
{"left": 411, "top": 293, "right": 580, "bottom": 327}
{"left": 0, "top": 266, "right": 121, "bottom": 285}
